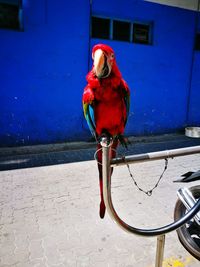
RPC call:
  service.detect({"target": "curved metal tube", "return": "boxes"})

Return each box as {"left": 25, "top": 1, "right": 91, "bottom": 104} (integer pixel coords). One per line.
{"left": 102, "top": 143, "right": 200, "bottom": 237}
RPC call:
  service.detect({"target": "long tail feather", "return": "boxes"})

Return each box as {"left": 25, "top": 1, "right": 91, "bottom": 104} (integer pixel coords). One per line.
{"left": 99, "top": 178, "right": 106, "bottom": 218}
{"left": 96, "top": 140, "right": 118, "bottom": 219}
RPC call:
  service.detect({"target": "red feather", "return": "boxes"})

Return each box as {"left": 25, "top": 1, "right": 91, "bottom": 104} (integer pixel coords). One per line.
{"left": 84, "top": 44, "right": 130, "bottom": 136}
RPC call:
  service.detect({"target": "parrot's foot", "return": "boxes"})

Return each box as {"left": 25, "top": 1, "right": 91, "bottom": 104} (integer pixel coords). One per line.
{"left": 99, "top": 200, "right": 106, "bottom": 219}
{"left": 117, "top": 134, "right": 130, "bottom": 149}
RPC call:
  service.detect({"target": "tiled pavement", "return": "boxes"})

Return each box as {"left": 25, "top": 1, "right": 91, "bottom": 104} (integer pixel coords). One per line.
{"left": 0, "top": 134, "right": 200, "bottom": 267}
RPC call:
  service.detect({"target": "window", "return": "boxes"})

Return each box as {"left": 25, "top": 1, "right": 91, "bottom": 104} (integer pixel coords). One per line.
{"left": 113, "top": 20, "right": 131, "bottom": 42}
{"left": 0, "top": 0, "right": 23, "bottom": 30}
{"left": 91, "top": 16, "right": 153, "bottom": 45}
{"left": 133, "top": 23, "right": 151, "bottom": 45}
{"left": 91, "top": 16, "right": 110, "bottom": 39}
{"left": 195, "top": 33, "right": 200, "bottom": 51}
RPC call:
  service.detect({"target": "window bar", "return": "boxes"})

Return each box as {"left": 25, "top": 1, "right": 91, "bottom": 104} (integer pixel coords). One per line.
{"left": 110, "top": 19, "right": 113, "bottom": 40}
{"left": 130, "top": 22, "right": 133, "bottom": 43}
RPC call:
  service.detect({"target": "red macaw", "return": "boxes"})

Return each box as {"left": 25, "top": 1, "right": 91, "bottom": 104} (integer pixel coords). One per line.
{"left": 82, "top": 44, "right": 130, "bottom": 218}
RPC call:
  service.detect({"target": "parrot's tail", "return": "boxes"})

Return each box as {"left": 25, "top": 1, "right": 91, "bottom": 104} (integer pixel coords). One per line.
{"left": 97, "top": 140, "right": 118, "bottom": 219}
{"left": 97, "top": 150, "right": 106, "bottom": 218}
{"left": 99, "top": 178, "right": 106, "bottom": 218}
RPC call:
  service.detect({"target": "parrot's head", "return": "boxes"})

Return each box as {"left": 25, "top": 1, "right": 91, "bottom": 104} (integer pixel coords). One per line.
{"left": 92, "top": 44, "right": 116, "bottom": 79}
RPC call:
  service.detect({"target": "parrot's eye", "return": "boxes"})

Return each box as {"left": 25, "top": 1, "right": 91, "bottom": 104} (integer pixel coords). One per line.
{"left": 111, "top": 54, "right": 115, "bottom": 59}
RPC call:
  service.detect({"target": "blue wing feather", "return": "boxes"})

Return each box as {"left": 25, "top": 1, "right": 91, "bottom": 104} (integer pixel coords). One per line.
{"left": 84, "top": 103, "right": 96, "bottom": 137}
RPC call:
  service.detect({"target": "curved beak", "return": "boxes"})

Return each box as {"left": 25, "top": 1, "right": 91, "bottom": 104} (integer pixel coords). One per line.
{"left": 93, "top": 49, "right": 110, "bottom": 78}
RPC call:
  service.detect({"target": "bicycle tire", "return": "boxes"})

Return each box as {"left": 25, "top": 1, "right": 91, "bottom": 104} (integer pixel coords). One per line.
{"left": 174, "top": 185, "right": 200, "bottom": 261}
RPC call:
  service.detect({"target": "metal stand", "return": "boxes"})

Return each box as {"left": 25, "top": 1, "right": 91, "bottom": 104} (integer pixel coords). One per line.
{"left": 155, "top": 235, "right": 165, "bottom": 267}
{"left": 100, "top": 138, "right": 200, "bottom": 267}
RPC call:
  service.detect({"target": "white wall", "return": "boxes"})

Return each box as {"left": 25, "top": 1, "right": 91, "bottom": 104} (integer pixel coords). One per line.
{"left": 145, "top": 0, "right": 200, "bottom": 11}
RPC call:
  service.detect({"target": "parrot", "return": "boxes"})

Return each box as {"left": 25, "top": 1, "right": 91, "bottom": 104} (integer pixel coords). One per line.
{"left": 82, "top": 44, "right": 130, "bottom": 219}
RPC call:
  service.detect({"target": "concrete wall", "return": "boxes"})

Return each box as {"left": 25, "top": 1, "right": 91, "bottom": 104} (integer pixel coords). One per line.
{"left": 0, "top": 0, "right": 199, "bottom": 146}
{"left": 187, "top": 13, "right": 200, "bottom": 125}
{"left": 0, "top": 0, "right": 90, "bottom": 146}
{"left": 91, "top": 0, "right": 196, "bottom": 135}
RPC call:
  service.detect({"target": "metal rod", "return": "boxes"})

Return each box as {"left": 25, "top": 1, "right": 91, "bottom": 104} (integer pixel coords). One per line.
{"left": 101, "top": 142, "right": 200, "bottom": 236}
{"left": 111, "top": 145, "right": 200, "bottom": 167}
{"left": 101, "top": 140, "right": 200, "bottom": 267}
{"left": 155, "top": 235, "right": 165, "bottom": 267}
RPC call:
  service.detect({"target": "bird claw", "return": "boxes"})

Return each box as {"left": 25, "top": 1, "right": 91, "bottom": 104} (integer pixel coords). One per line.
{"left": 117, "top": 134, "right": 130, "bottom": 149}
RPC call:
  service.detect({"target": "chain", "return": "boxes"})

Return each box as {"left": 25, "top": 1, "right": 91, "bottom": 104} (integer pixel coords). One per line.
{"left": 126, "top": 158, "right": 169, "bottom": 196}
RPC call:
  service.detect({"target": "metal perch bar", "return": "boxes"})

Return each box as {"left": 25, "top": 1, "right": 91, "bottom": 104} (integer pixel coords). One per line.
{"left": 101, "top": 139, "right": 200, "bottom": 267}
{"left": 111, "top": 145, "right": 200, "bottom": 167}
{"left": 101, "top": 140, "right": 200, "bottom": 237}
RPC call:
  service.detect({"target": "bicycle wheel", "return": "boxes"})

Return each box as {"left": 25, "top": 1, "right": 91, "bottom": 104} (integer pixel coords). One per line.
{"left": 174, "top": 185, "right": 200, "bottom": 261}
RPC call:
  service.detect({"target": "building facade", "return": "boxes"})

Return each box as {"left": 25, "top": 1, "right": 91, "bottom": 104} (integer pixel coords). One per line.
{"left": 0, "top": 0, "right": 200, "bottom": 146}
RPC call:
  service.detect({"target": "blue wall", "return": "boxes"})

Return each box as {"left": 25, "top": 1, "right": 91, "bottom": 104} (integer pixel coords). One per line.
{"left": 0, "top": 0, "right": 200, "bottom": 146}
{"left": 91, "top": 0, "right": 197, "bottom": 135}
{"left": 0, "top": 0, "right": 90, "bottom": 146}
{"left": 188, "top": 13, "right": 200, "bottom": 126}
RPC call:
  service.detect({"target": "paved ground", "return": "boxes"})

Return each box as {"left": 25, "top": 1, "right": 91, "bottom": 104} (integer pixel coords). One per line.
{"left": 0, "top": 135, "right": 200, "bottom": 267}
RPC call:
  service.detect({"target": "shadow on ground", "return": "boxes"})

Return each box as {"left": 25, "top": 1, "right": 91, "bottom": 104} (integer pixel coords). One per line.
{"left": 0, "top": 135, "right": 200, "bottom": 171}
